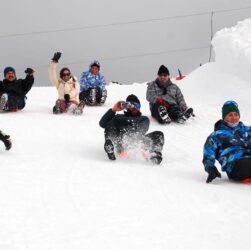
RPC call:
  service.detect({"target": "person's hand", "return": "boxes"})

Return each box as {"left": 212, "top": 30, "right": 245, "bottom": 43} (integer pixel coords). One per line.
{"left": 206, "top": 166, "right": 221, "bottom": 183}
{"left": 112, "top": 101, "right": 125, "bottom": 112}
{"left": 181, "top": 105, "right": 187, "bottom": 111}
{"left": 52, "top": 52, "right": 61, "bottom": 63}
{"left": 24, "top": 68, "right": 34, "bottom": 75}
{"left": 157, "top": 97, "right": 170, "bottom": 109}
{"left": 64, "top": 94, "right": 70, "bottom": 102}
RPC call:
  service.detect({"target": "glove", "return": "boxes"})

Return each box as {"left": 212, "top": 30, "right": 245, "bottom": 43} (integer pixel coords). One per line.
{"left": 0, "top": 132, "right": 12, "bottom": 151}
{"left": 64, "top": 94, "right": 70, "bottom": 102}
{"left": 181, "top": 105, "right": 187, "bottom": 111}
{"left": 24, "top": 68, "right": 33, "bottom": 75}
{"left": 157, "top": 97, "right": 170, "bottom": 109}
{"left": 206, "top": 166, "right": 221, "bottom": 183}
{"left": 52, "top": 52, "right": 61, "bottom": 63}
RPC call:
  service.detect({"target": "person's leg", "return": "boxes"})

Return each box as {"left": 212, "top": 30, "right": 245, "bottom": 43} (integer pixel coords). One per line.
{"left": 228, "top": 158, "right": 251, "bottom": 181}
{"left": 151, "top": 103, "right": 171, "bottom": 124}
{"left": 0, "top": 94, "right": 8, "bottom": 110}
{"left": 168, "top": 104, "right": 183, "bottom": 121}
{"left": 96, "top": 87, "right": 107, "bottom": 104}
{"left": 79, "top": 89, "right": 92, "bottom": 104}
{"left": 143, "top": 131, "right": 164, "bottom": 164}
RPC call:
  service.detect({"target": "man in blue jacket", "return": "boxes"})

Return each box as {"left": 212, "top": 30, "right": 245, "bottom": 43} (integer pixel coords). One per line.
{"left": 203, "top": 100, "right": 251, "bottom": 183}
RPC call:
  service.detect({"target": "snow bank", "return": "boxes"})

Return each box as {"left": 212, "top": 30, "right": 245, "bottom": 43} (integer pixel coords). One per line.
{"left": 212, "top": 18, "right": 251, "bottom": 81}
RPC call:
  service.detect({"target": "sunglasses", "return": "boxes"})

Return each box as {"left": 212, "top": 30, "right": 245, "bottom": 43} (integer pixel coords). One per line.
{"left": 62, "top": 73, "right": 70, "bottom": 77}
{"left": 131, "top": 103, "right": 141, "bottom": 109}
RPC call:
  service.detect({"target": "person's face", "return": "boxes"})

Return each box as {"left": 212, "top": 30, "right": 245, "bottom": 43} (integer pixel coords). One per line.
{"left": 225, "top": 112, "right": 240, "bottom": 124}
{"left": 5, "top": 71, "right": 16, "bottom": 81}
{"left": 90, "top": 66, "right": 99, "bottom": 75}
{"left": 158, "top": 73, "right": 169, "bottom": 82}
{"left": 61, "top": 70, "right": 71, "bottom": 81}
{"left": 128, "top": 102, "right": 141, "bottom": 114}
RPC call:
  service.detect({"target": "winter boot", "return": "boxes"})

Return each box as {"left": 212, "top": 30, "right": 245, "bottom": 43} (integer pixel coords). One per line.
{"left": 149, "top": 151, "right": 162, "bottom": 165}
{"left": 73, "top": 101, "right": 85, "bottom": 115}
{"left": 100, "top": 89, "right": 107, "bottom": 104}
{"left": 104, "top": 139, "right": 116, "bottom": 160}
{"left": 88, "top": 88, "right": 96, "bottom": 105}
{"left": 158, "top": 105, "right": 171, "bottom": 124}
{"left": 53, "top": 99, "right": 63, "bottom": 114}
{"left": 0, "top": 94, "right": 8, "bottom": 111}
{"left": 0, "top": 131, "right": 12, "bottom": 150}
{"left": 183, "top": 107, "right": 194, "bottom": 120}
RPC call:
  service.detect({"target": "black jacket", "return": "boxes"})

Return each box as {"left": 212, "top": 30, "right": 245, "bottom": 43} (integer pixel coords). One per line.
{"left": 99, "top": 108, "right": 150, "bottom": 137}
{"left": 0, "top": 75, "right": 34, "bottom": 97}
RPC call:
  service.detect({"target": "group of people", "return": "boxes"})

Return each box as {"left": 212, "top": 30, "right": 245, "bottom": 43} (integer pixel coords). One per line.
{"left": 1, "top": 55, "right": 251, "bottom": 184}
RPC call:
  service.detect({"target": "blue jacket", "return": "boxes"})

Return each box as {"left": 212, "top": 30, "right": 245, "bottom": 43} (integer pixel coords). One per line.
{"left": 79, "top": 60, "right": 106, "bottom": 92}
{"left": 203, "top": 120, "right": 251, "bottom": 174}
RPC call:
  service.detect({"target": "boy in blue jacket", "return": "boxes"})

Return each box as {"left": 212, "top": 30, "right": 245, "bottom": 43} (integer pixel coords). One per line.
{"left": 203, "top": 100, "right": 251, "bottom": 183}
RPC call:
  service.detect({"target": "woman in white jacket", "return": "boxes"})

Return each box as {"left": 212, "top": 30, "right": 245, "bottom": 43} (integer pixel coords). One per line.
{"left": 49, "top": 52, "right": 84, "bottom": 115}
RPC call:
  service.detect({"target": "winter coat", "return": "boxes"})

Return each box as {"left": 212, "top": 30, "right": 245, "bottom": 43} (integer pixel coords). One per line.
{"left": 0, "top": 75, "right": 34, "bottom": 97}
{"left": 146, "top": 79, "right": 186, "bottom": 109}
{"left": 79, "top": 61, "right": 106, "bottom": 92}
{"left": 203, "top": 120, "right": 251, "bottom": 174}
{"left": 49, "top": 62, "right": 80, "bottom": 103}
{"left": 99, "top": 109, "right": 150, "bottom": 139}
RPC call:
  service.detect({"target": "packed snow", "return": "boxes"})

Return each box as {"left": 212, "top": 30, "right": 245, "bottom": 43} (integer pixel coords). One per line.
{"left": 1, "top": 19, "right": 251, "bottom": 250}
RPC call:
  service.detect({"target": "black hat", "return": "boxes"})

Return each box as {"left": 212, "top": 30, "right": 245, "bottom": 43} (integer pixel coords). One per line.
{"left": 4, "top": 66, "right": 16, "bottom": 77}
{"left": 126, "top": 94, "right": 140, "bottom": 104}
{"left": 158, "top": 65, "right": 169, "bottom": 76}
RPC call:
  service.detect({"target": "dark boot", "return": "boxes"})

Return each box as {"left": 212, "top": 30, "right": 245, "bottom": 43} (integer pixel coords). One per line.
{"left": 104, "top": 139, "right": 116, "bottom": 160}
{"left": 53, "top": 100, "right": 63, "bottom": 114}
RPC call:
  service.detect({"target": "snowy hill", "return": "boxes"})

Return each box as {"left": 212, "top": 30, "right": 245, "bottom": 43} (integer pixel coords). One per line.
{"left": 1, "top": 19, "right": 251, "bottom": 250}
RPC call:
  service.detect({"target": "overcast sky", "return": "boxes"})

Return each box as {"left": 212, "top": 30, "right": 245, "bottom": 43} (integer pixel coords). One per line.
{"left": 1, "top": 0, "right": 251, "bottom": 85}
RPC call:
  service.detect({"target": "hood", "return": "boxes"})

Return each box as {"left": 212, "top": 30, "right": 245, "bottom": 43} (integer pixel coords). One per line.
{"left": 89, "top": 60, "right": 100, "bottom": 69}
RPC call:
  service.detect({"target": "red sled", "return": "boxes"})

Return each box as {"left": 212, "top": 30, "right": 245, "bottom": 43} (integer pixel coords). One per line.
{"left": 175, "top": 69, "right": 186, "bottom": 81}
{"left": 240, "top": 178, "right": 251, "bottom": 184}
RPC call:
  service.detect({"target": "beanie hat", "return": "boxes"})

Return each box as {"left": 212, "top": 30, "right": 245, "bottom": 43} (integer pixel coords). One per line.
{"left": 126, "top": 94, "right": 140, "bottom": 104}
{"left": 222, "top": 100, "right": 240, "bottom": 120}
{"left": 60, "top": 67, "right": 71, "bottom": 78}
{"left": 4, "top": 66, "right": 15, "bottom": 77}
{"left": 158, "top": 65, "right": 169, "bottom": 76}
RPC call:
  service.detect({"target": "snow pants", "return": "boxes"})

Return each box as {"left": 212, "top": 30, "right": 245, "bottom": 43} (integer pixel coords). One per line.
{"left": 151, "top": 103, "right": 182, "bottom": 123}
{"left": 228, "top": 158, "right": 251, "bottom": 181}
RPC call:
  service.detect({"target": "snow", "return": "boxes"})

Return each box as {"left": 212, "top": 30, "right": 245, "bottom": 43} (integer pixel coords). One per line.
{"left": 1, "top": 19, "right": 251, "bottom": 250}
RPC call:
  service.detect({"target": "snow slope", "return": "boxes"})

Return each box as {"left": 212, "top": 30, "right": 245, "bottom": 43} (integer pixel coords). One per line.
{"left": 1, "top": 19, "right": 251, "bottom": 250}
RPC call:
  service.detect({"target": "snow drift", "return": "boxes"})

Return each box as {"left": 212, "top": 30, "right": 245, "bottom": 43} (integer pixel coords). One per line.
{"left": 212, "top": 18, "right": 251, "bottom": 81}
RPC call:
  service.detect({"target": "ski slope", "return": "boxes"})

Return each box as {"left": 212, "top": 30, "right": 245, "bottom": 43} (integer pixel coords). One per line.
{"left": 1, "top": 19, "right": 251, "bottom": 250}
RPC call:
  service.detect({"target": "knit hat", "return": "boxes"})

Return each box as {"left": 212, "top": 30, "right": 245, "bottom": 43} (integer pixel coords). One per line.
{"left": 158, "top": 65, "right": 169, "bottom": 76}
{"left": 222, "top": 100, "right": 240, "bottom": 120}
{"left": 4, "top": 66, "right": 15, "bottom": 77}
{"left": 126, "top": 94, "right": 140, "bottom": 104}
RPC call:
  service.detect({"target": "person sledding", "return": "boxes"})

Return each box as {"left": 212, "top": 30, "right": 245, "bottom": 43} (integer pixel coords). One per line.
{"left": 0, "top": 130, "right": 12, "bottom": 150}
{"left": 79, "top": 60, "right": 107, "bottom": 105}
{"left": 0, "top": 66, "right": 34, "bottom": 112}
{"left": 99, "top": 94, "right": 164, "bottom": 164}
{"left": 203, "top": 101, "right": 251, "bottom": 183}
{"left": 146, "top": 65, "right": 193, "bottom": 124}
{"left": 49, "top": 52, "right": 84, "bottom": 115}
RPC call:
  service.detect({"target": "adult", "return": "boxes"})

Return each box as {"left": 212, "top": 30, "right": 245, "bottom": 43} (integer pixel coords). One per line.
{"left": 99, "top": 94, "right": 164, "bottom": 164}
{"left": 49, "top": 52, "right": 84, "bottom": 115}
{"left": 146, "top": 65, "right": 193, "bottom": 124}
{"left": 0, "top": 66, "right": 34, "bottom": 112}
